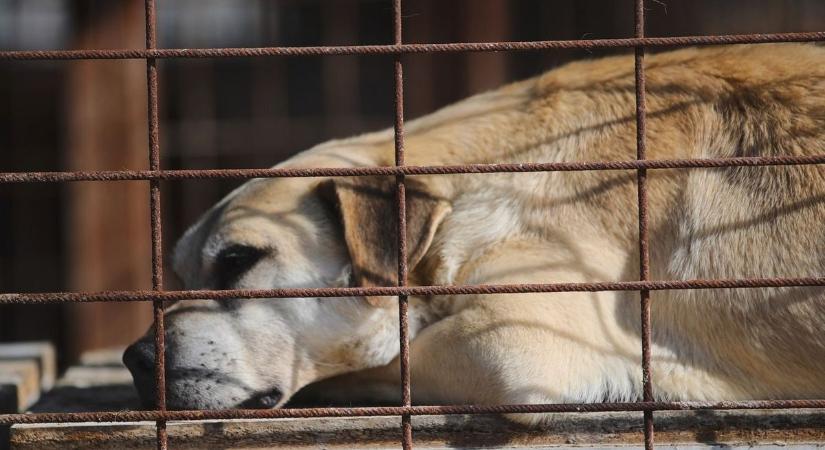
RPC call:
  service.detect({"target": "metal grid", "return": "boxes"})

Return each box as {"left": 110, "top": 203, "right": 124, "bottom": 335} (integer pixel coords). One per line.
{"left": 2, "top": 1, "right": 825, "bottom": 449}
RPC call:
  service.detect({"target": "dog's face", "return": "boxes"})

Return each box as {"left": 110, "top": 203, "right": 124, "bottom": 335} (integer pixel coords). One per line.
{"left": 124, "top": 174, "right": 450, "bottom": 410}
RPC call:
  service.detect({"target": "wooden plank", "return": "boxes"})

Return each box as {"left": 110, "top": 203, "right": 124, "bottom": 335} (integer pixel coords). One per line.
{"left": 0, "top": 342, "right": 56, "bottom": 392}
{"left": 461, "top": 0, "right": 510, "bottom": 94}
{"left": 322, "top": 0, "right": 361, "bottom": 136}
{"left": 0, "top": 342, "right": 55, "bottom": 416}
{"left": 0, "top": 341, "right": 56, "bottom": 449}
{"left": 0, "top": 361, "right": 38, "bottom": 414}
{"left": 403, "top": 0, "right": 437, "bottom": 118}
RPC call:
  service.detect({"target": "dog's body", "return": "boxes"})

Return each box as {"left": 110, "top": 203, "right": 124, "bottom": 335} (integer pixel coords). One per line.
{"left": 125, "top": 44, "right": 825, "bottom": 422}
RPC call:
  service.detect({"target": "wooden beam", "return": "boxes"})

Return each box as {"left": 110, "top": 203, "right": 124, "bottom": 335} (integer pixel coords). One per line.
{"left": 461, "top": 0, "right": 510, "bottom": 94}
{"left": 63, "top": 0, "right": 153, "bottom": 363}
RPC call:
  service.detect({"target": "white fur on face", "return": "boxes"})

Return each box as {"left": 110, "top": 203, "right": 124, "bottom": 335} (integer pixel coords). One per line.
{"left": 160, "top": 180, "right": 402, "bottom": 410}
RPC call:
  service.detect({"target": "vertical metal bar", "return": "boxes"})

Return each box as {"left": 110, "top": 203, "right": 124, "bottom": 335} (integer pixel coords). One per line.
{"left": 634, "top": 0, "right": 654, "bottom": 449}
{"left": 393, "top": 0, "right": 413, "bottom": 449}
{"left": 145, "top": 1, "right": 167, "bottom": 449}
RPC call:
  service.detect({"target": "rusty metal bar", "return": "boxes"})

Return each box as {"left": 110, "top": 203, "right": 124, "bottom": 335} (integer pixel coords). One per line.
{"left": 3, "top": 31, "right": 825, "bottom": 61}
{"left": 392, "top": 0, "right": 413, "bottom": 448}
{"left": 633, "top": 1, "right": 654, "bottom": 448}
{"left": 4, "top": 400, "right": 825, "bottom": 426}
{"left": 3, "top": 154, "right": 825, "bottom": 183}
{"left": 2, "top": 276, "right": 825, "bottom": 305}
{"left": 143, "top": 1, "right": 167, "bottom": 449}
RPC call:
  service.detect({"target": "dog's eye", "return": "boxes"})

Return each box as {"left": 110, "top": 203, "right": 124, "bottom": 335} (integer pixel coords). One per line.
{"left": 214, "top": 244, "right": 268, "bottom": 290}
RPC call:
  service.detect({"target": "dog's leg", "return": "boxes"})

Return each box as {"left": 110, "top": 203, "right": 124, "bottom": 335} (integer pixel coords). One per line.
{"left": 407, "top": 292, "right": 644, "bottom": 424}
{"left": 403, "top": 238, "right": 646, "bottom": 425}
{"left": 288, "top": 365, "right": 401, "bottom": 407}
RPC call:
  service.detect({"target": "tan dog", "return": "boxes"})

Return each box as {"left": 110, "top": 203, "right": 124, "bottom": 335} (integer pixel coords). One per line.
{"left": 124, "top": 43, "right": 825, "bottom": 423}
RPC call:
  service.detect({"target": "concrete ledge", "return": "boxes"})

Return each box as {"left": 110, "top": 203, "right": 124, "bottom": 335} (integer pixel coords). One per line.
{"left": 10, "top": 410, "right": 825, "bottom": 449}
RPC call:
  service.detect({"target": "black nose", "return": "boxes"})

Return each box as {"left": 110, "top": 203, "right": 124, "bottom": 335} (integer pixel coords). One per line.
{"left": 123, "top": 339, "right": 157, "bottom": 408}
{"left": 124, "top": 339, "right": 155, "bottom": 375}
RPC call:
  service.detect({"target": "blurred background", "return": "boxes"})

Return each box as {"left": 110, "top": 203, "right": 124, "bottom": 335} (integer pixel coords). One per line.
{"left": 1, "top": 0, "right": 825, "bottom": 369}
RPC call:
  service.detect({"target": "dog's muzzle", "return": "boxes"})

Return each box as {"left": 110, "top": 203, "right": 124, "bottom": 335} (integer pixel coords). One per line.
{"left": 124, "top": 338, "right": 285, "bottom": 410}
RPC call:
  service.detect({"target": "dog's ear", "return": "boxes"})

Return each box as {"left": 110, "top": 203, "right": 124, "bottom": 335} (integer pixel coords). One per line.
{"left": 316, "top": 176, "right": 451, "bottom": 306}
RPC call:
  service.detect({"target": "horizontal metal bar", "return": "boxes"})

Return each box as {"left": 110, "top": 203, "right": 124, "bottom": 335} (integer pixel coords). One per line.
{"left": 3, "top": 400, "right": 825, "bottom": 425}
{"left": 2, "top": 277, "right": 824, "bottom": 305}
{"left": 1, "top": 31, "right": 824, "bottom": 61}
{"left": 2, "top": 154, "right": 825, "bottom": 184}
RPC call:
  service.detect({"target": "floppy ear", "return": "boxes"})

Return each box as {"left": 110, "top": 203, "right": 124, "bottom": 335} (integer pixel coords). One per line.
{"left": 317, "top": 176, "right": 451, "bottom": 306}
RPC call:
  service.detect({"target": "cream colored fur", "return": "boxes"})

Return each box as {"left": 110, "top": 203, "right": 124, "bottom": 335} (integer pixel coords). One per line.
{"left": 127, "top": 44, "right": 825, "bottom": 423}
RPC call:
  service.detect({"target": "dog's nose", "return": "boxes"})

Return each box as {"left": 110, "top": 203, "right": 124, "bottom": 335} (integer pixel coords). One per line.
{"left": 123, "top": 339, "right": 157, "bottom": 408}
{"left": 124, "top": 339, "right": 155, "bottom": 375}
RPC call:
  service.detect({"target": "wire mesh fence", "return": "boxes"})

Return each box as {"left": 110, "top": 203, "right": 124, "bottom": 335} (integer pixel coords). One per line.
{"left": 2, "top": 1, "right": 825, "bottom": 449}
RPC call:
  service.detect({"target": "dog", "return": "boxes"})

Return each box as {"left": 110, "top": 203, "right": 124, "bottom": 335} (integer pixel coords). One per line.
{"left": 124, "top": 43, "right": 825, "bottom": 424}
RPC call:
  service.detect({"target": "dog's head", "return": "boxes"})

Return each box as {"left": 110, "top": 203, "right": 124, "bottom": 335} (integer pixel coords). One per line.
{"left": 123, "top": 173, "right": 450, "bottom": 410}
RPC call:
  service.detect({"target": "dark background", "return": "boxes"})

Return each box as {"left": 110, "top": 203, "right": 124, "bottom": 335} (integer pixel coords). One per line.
{"left": 2, "top": 0, "right": 825, "bottom": 368}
